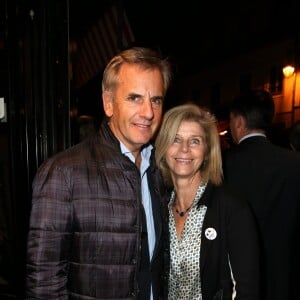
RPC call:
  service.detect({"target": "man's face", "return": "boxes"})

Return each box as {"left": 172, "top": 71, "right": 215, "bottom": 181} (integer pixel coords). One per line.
{"left": 229, "top": 112, "right": 242, "bottom": 144}
{"left": 103, "top": 63, "right": 165, "bottom": 153}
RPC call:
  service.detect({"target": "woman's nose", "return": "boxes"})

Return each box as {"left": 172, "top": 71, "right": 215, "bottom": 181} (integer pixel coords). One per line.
{"left": 180, "top": 140, "right": 189, "bottom": 152}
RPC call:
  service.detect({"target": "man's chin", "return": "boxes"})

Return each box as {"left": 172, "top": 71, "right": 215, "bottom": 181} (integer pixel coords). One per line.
{"left": 133, "top": 136, "right": 152, "bottom": 146}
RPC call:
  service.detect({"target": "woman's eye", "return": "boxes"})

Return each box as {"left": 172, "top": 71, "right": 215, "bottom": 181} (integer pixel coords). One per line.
{"left": 190, "top": 138, "right": 200, "bottom": 145}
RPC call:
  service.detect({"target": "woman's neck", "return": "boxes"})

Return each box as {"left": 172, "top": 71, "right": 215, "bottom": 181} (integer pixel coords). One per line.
{"left": 173, "top": 176, "right": 202, "bottom": 209}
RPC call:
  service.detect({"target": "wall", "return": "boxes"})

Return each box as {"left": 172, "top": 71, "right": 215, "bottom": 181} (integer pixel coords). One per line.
{"left": 174, "top": 37, "right": 298, "bottom": 129}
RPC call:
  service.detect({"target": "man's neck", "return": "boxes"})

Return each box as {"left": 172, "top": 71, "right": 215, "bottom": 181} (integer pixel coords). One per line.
{"left": 239, "top": 131, "right": 266, "bottom": 144}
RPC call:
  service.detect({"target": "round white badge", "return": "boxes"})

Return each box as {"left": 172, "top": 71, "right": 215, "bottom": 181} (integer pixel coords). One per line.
{"left": 205, "top": 227, "right": 217, "bottom": 240}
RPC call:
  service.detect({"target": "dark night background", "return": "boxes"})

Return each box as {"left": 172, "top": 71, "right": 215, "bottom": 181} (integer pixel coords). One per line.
{"left": 0, "top": 0, "right": 298, "bottom": 298}
{"left": 70, "top": 0, "right": 297, "bottom": 78}
{"left": 69, "top": 0, "right": 298, "bottom": 119}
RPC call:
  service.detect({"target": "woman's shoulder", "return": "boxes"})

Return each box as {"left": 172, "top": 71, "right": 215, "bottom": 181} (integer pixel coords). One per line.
{"left": 208, "top": 182, "right": 250, "bottom": 210}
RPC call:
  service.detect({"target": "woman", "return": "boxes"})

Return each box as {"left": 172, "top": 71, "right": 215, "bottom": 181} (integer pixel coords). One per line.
{"left": 155, "top": 103, "right": 260, "bottom": 300}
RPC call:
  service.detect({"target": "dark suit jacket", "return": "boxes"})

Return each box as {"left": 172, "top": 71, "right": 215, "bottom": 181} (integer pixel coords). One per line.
{"left": 223, "top": 136, "right": 300, "bottom": 300}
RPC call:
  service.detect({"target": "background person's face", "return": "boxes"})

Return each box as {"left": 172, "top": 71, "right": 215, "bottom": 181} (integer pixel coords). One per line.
{"left": 104, "top": 64, "right": 165, "bottom": 153}
{"left": 229, "top": 112, "right": 240, "bottom": 144}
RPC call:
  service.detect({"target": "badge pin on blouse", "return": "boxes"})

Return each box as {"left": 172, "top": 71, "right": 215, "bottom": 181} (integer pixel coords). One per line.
{"left": 205, "top": 227, "right": 217, "bottom": 240}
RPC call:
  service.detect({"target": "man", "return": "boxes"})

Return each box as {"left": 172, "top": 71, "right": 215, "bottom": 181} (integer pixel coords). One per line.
{"left": 223, "top": 89, "right": 300, "bottom": 300}
{"left": 25, "top": 47, "right": 172, "bottom": 299}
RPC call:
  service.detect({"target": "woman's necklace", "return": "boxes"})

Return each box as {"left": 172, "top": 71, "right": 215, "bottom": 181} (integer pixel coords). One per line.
{"left": 171, "top": 181, "right": 207, "bottom": 218}
{"left": 174, "top": 205, "right": 192, "bottom": 217}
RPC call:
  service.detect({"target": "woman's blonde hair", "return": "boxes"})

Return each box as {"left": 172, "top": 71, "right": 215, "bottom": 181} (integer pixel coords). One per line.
{"left": 155, "top": 103, "right": 223, "bottom": 187}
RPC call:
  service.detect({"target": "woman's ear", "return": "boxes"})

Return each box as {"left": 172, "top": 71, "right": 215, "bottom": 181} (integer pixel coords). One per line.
{"left": 102, "top": 91, "right": 113, "bottom": 117}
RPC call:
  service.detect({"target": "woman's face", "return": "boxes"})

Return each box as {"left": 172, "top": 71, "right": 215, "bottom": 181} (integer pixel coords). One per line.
{"left": 166, "top": 120, "right": 206, "bottom": 182}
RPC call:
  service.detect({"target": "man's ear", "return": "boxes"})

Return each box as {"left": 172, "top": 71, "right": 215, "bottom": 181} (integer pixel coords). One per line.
{"left": 236, "top": 115, "right": 246, "bottom": 129}
{"left": 102, "top": 91, "right": 113, "bottom": 117}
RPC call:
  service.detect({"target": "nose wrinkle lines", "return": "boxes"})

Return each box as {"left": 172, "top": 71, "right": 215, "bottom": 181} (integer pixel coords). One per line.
{"left": 140, "top": 102, "right": 154, "bottom": 120}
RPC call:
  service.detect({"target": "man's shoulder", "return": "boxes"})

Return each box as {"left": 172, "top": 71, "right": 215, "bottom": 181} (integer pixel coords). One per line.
{"left": 223, "top": 139, "right": 300, "bottom": 174}
{"left": 40, "top": 133, "right": 118, "bottom": 166}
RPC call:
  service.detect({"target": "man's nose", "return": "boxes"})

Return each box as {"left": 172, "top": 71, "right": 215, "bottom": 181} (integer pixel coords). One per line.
{"left": 140, "top": 99, "right": 154, "bottom": 119}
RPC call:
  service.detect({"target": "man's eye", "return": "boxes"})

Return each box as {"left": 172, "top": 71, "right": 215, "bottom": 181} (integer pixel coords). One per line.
{"left": 151, "top": 98, "right": 163, "bottom": 106}
{"left": 128, "top": 95, "right": 140, "bottom": 102}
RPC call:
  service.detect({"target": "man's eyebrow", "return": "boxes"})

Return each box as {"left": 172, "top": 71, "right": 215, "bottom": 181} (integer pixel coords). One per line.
{"left": 126, "top": 92, "right": 141, "bottom": 98}
{"left": 151, "top": 95, "right": 164, "bottom": 100}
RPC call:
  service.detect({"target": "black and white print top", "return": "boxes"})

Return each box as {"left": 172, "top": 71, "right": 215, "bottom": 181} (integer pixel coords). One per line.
{"left": 168, "top": 183, "right": 207, "bottom": 300}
